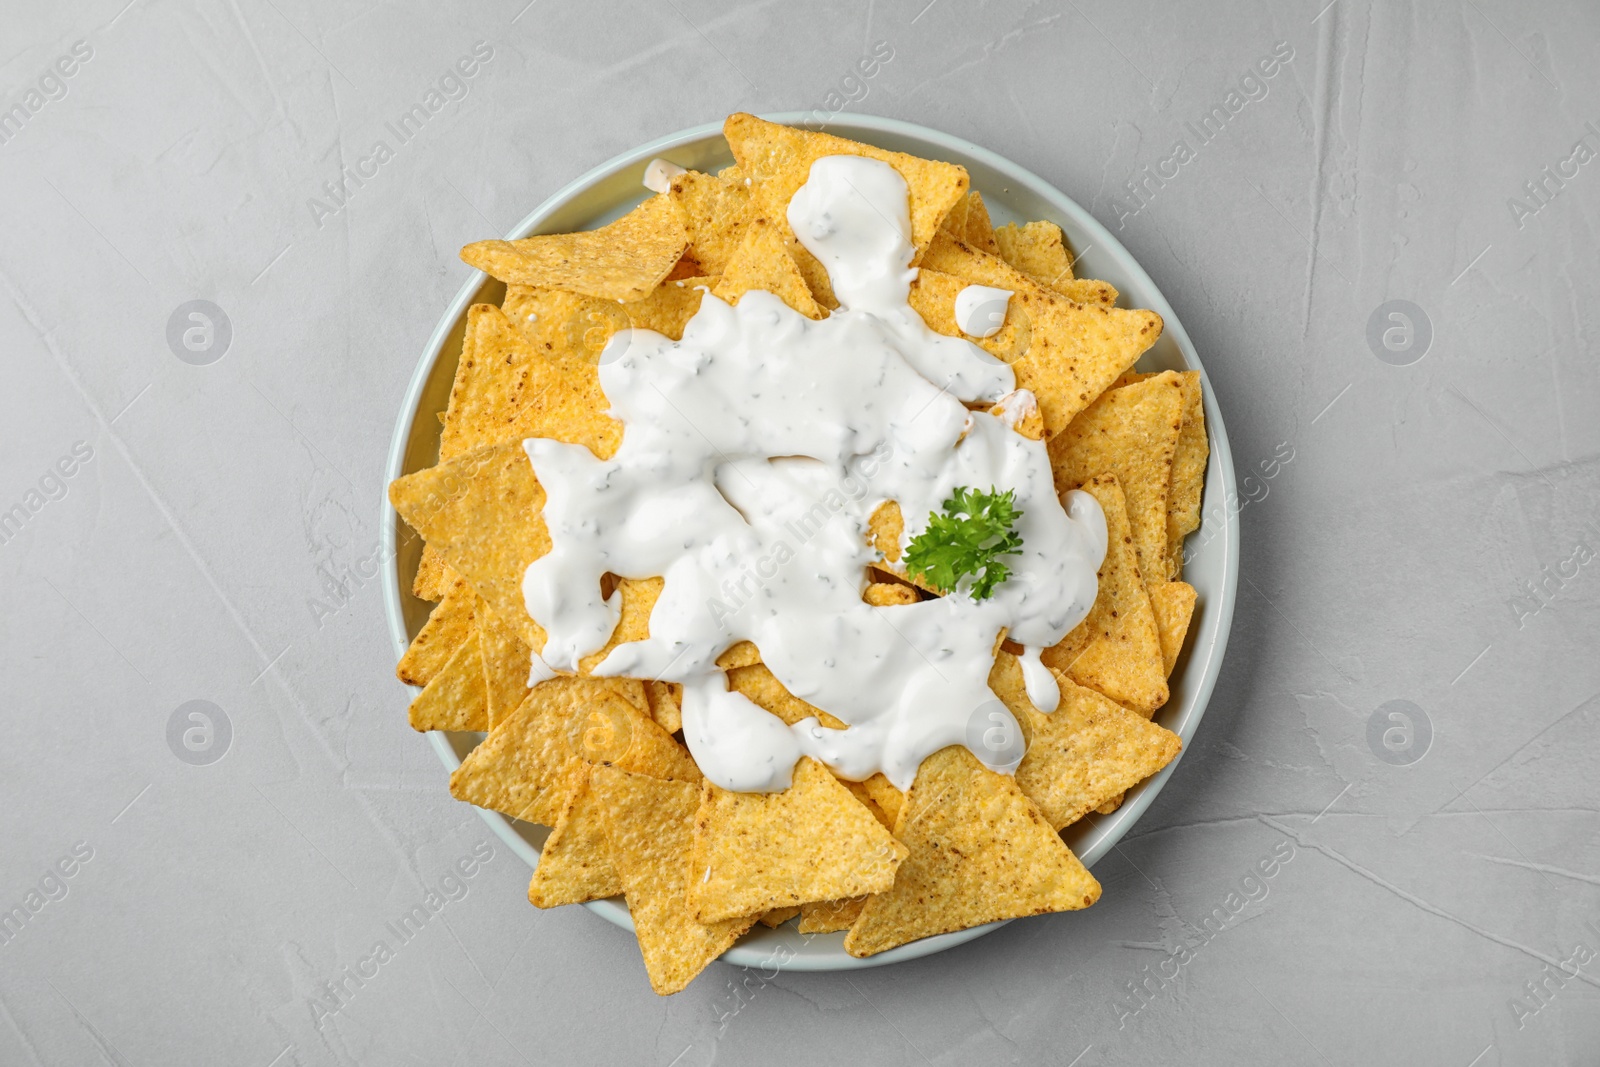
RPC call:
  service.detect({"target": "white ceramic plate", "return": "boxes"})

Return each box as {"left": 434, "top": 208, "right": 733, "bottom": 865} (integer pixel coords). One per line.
{"left": 382, "top": 113, "right": 1238, "bottom": 972}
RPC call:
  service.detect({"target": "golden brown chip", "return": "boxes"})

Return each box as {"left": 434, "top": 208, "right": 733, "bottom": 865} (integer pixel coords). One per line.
{"left": 863, "top": 581, "right": 918, "bottom": 607}
{"left": 1167, "top": 371, "right": 1208, "bottom": 573}
{"left": 1096, "top": 794, "right": 1124, "bottom": 815}
{"left": 712, "top": 218, "right": 824, "bottom": 319}
{"left": 922, "top": 229, "right": 1115, "bottom": 308}
{"left": 725, "top": 662, "right": 845, "bottom": 729}
{"left": 723, "top": 112, "right": 969, "bottom": 260}
{"left": 460, "top": 193, "right": 688, "bottom": 301}
{"left": 714, "top": 641, "right": 762, "bottom": 670}
{"left": 843, "top": 746, "right": 1101, "bottom": 957}
{"left": 590, "top": 765, "right": 759, "bottom": 995}
{"left": 857, "top": 773, "right": 905, "bottom": 826}
{"left": 869, "top": 500, "right": 904, "bottom": 562}
{"left": 412, "top": 546, "right": 449, "bottom": 601}
{"left": 1147, "top": 580, "right": 1197, "bottom": 676}
{"left": 1042, "top": 475, "right": 1168, "bottom": 713}
{"left": 389, "top": 441, "right": 550, "bottom": 651}
{"left": 1049, "top": 371, "right": 1185, "bottom": 587}
{"left": 687, "top": 757, "right": 907, "bottom": 923}
{"left": 397, "top": 577, "right": 477, "bottom": 686}
{"left": 908, "top": 268, "right": 1159, "bottom": 434}
{"left": 407, "top": 632, "right": 489, "bottom": 732}
{"left": 528, "top": 763, "right": 621, "bottom": 907}
{"left": 962, "top": 191, "right": 1000, "bottom": 254}
{"left": 449, "top": 676, "right": 699, "bottom": 828}
{"left": 477, "top": 600, "right": 532, "bottom": 731}
{"left": 798, "top": 896, "right": 868, "bottom": 934}
{"left": 645, "top": 680, "right": 683, "bottom": 735}
{"left": 758, "top": 906, "right": 801, "bottom": 928}
{"left": 989, "top": 652, "right": 1181, "bottom": 829}
{"left": 668, "top": 169, "right": 752, "bottom": 275}
{"left": 503, "top": 277, "right": 707, "bottom": 352}
{"left": 994, "top": 220, "right": 1074, "bottom": 288}
{"left": 938, "top": 194, "right": 970, "bottom": 241}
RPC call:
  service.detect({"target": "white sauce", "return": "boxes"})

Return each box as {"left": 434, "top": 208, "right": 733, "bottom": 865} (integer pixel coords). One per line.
{"left": 525, "top": 650, "right": 558, "bottom": 687}
{"left": 522, "top": 156, "right": 1106, "bottom": 792}
{"left": 642, "top": 157, "right": 687, "bottom": 194}
{"left": 1017, "top": 645, "right": 1060, "bottom": 713}
{"left": 954, "top": 284, "right": 1013, "bottom": 339}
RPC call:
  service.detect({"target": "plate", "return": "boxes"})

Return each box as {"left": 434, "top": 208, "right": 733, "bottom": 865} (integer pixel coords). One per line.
{"left": 382, "top": 113, "right": 1238, "bottom": 972}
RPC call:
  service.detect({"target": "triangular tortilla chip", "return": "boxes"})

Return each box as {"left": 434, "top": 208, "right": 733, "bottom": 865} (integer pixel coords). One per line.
{"left": 460, "top": 193, "right": 688, "bottom": 301}
{"left": 412, "top": 546, "right": 450, "bottom": 601}
{"left": 908, "top": 268, "right": 1159, "bottom": 434}
{"left": 962, "top": 191, "right": 999, "bottom": 254}
{"left": 503, "top": 277, "right": 708, "bottom": 352}
{"left": 1049, "top": 371, "right": 1186, "bottom": 587}
{"left": 938, "top": 193, "right": 970, "bottom": 241}
{"left": 723, "top": 113, "right": 969, "bottom": 261}
{"left": 1147, "top": 580, "right": 1197, "bottom": 676}
{"left": 407, "top": 631, "right": 489, "bottom": 732}
{"left": 799, "top": 895, "right": 868, "bottom": 934}
{"left": 668, "top": 169, "right": 752, "bottom": 275}
{"left": 389, "top": 441, "right": 550, "bottom": 651}
{"left": 449, "top": 676, "right": 699, "bottom": 828}
{"left": 843, "top": 746, "right": 1101, "bottom": 957}
{"left": 1042, "top": 475, "right": 1168, "bottom": 713}
{"left": 397, "top": 577, "right": 477, "bottom": 686}
{"left": 711, "top": 218, "right": 823, "bottom": 319}
{"left": 1167, "top": 371, "right": 1208, "bottom": 574}
{"left": 590, "top": 765, "right": 759, "bottom": 995}
{"left": 990, "top": 652, "right": 1181, "bottom": 829}
{"left": 687, "top": 757, "right": 907, "bottom": 923}
{"left": 714, "top": 641, "right": 762, "bottom": 669}
{"left": 528, "top": 763, "right": 621, "bottom": 907}
{"left": 645, "top": 680, "right": 682, "bottom": 734}
{"left": 725, "top": 662, "right": 845, "bottom": 729}
{"left": 758, "top": 906, "right": 801, "bottom": 928}
{"left": 993, "top": 219, "right": 1098, "bottom": 298}
{"left": 477, "top": 600, "right": 532, "bottom": 731}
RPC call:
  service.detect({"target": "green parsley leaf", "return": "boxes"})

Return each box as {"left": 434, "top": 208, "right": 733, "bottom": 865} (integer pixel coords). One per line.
{"left": 901, "top": 486, "right": 1024, "bottom": 600}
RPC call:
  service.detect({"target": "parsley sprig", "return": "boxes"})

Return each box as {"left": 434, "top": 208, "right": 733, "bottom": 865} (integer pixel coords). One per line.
{"left": 902, "top": 486, "right": 1024, "bottom": 600}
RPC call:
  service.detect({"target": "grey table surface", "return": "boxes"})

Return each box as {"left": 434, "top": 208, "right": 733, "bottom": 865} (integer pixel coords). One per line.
{"left": 3, "top": 0, "right": 1598, "bottom": 1064}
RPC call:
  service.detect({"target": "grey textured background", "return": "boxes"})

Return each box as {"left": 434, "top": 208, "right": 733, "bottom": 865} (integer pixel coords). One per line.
{"left": 2, "top": 0, "right": 1598, "bottom": 1064}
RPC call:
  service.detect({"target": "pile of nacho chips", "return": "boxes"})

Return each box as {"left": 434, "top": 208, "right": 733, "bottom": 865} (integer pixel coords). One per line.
{"left": 389, "top": 114, "right": 1207, "bottom": 995}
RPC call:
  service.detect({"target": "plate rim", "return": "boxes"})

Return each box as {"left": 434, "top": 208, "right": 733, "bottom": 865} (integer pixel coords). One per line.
{"left": 381, "top": 111, "right": 1239, "bottom": 973}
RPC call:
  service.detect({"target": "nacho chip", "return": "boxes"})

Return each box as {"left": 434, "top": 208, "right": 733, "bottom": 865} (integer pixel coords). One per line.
{"left": 389, "top": 441, "right": 550, "bottom": 650}
{"left": 714, "top": 641, "right": 762, "bottom": 670}
{"left": 726, "top": 662, "right": 845, "bottom": 729}
{"left": 1147, "top": 580, "right": 1197, "bottom": 676}
{"left": 962, "top": 191, "right": 1000, "bottom": 254}
{"left": 843, "top": 746, "right": 1101, "bottom": 957}
{"left": 712, "top": 218, "right": 824, "bottom": 319}
{"left": 909, "top": 268, "right": 1159, "bottom": 434}
{"left": 590, "top": 765, "right": 759, "bottom": 994}
{"left": 858, "top": 773, "right": 905, "bottom": 826}
{"left": 668, "top": 169, "right": 752, "bottom": 275}
{"left": 924, "top": 229, "right": 1116, "bottom": 308}
{"left": 478, "top": 600, "right": 532, "bottom": 731}
{"left": 449, "top": 676, "right": 698, "bottom": 828}
{"left": 1041, "top": 475, "right": 1168, "bottom": 713}
{"left": 869, "top": 500, "right": 904, "bottom": 562}
{"left": 1096, "top": 794, "right": 1124, "bottom": 815}
{"left": 759, "top": 906, "right": 801, "bottom": 928}
{"left": 528, "top": 763, "right": 621, "bottom": 907}
{"left": 724, "top": 112, "right": 969, "bottom": 260}
{"left": 407, "top": 633, "right": 489, "bottom": 732}
{"left": 460, "top": 193, "right": 688, "bottom": 301}
{"left": 687, "top": 757, "right": 907, "bottom": 923}
{"left": 799, "top": 895, "right": 868, "bottom": 934}
{"left": 938, "top": 194, "right": 969, "bottom": 240}
{"left": 412, "top": 546, "right": 450, "bottom": 601}
{"left": 645, "top": 680, "right": 683, "bottom": 735}
{"left": 397, "top": 577, "right": 477, "bottom": 686}
{"left": 1167, "top": 372, "right": 1208, "bottom": 573}
{"left": 995, "top": 220, "right": 1073, "bottom": 286}
{"left": 504, "top": 278, "right": 708, "bottom": 352}
{"left": 990, "top": 652, "right": 1181, "bottom": 829}
{"left": 864, "top": 581, "right": 918, "bottom": 607}
{"left": 1049, "top": 371, "right": 1185, "bottom": 586}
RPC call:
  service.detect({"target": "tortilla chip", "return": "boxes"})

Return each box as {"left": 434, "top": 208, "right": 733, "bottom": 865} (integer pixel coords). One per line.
{"left": 909, "top": 268, "right": 1159, "bottom": 434}
{"left": 1049, "top": 371, "right": 1185, "bottom": 587}
{"left": 687, "top": 757, "right": 907, "bottom": 922}
{"left": 723, "top": 113, "right": 969, "bottom": 260}
{"left": 397, "top": 578, "right": 477, "bottom": 686}
{"left": 449, "top": 676, "right": 699, "bottom": 828}
{"left": 528, "top": 763, "right": 621, "bottom": 907}
{"left": 389, "top": 441, "right": 550, "bottom": 650}
{"left": 1147, "top": 581, "right": 1197, "bottom": 676}
{"left": 938, "top": 194, "right": 969, "bottom": 240}
{"left": 407, "top": 633, "right": 489, "bottom": 732}
{"left": 645, "top": 680, "right": 683, "bottom": 734}
{"left": 858, "top": 773, "right": 905, "bottom": 826}
{"left": 759, "top": 906, "right": 801, "bottom": 928}
{"left": 460, "top": 193, "right": 688, "bottom": 301}
{"left": 1167, "top": 372, "right": 1208, "bottom": 574}
{"left": 726, "top": 662, "right": 845, "bottom": 729}
{"left": 714, "top": 641, "right": 762, "bottom": 670}
{"left": 923, "top": 229, "right": 1115, "bottom": 308}
{"left": 989, "top": 652, "right": 1181, "bottom": 829}
{"left": 590, "top": 765, "right": 759, "bottom": 995}
{"left": 864, "top": 581, "right": 918, "bottom": 607}
{"left": 995, "top": 220, "right": 1073, "bottom": 286}
{"left": 843, "top": 746, "right": 1101, "bottom": 957}
{"left": 1042, "top": 475, "right": 1168, "bottom": 713}
{"left": 990, "top": 393, "right": 1045, "bottom": 441}
{"left": 962, "top": 191, "right": 999, "bottom": 254}
{"left": 412, "top": 547, "right": 449, "bottom": 601}
{"left": 712, "top": 218, "right": 824, "bottom": 319}
{"left": 477, "top": 600, "right": 532, "bottom": 731}
{"left": 799, "top": 896, "right": 868, "bottom": 934}
{"left": 668, "top": 169, "right": 752, "bottom": 276}
{"left": 869, "top": 501, "right": 904, "bottom": 562}
{"left": 1096, "top": 794, "right": 1124, "bottom": 815}
{"left": 504, "top": 278, "right": 708, "bottom": 353}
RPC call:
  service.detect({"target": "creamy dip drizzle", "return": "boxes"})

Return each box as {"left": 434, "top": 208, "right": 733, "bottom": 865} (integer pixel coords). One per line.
{"left": 954, "top": 283, "right": 1014, "bottom": 339}
{"left": 641, "top": 157, "right": 687, "bottom": 194}
{"left": 522, "top": 156, "right": 1106, "bottom": 792}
